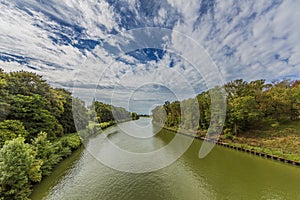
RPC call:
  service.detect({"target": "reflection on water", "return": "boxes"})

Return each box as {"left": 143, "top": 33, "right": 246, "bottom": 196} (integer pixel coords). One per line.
{"left": 31, "top": 118, "right": 300, "bottom": 200}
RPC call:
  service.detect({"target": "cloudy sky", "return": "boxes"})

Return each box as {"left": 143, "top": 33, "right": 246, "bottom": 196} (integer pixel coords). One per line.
{"left": 0, "top": 0, "right": 300, "bottom": 114}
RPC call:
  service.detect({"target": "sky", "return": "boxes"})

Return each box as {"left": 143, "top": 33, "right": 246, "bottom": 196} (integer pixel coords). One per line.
{"left": 0, "top": 0, "right": 300, "bottom": 114}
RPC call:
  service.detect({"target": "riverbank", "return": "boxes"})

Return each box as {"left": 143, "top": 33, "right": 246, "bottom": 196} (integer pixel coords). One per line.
{"left": 153, "top": 120, "right": 300, "bottom": 166}
{"left": 220, "top": 120, "right": 300, "bottom": 163}
{"left": 30, "top": 146, "right": 84, "bottom": 199}
{"left": 27, "top": 118, "right": 300, "bottom": 199}
{"left": 30, "top": 120, "right": 134, "bottom": 199}
{"left": 80, "top": 118, "right": 140, "bottom": 139}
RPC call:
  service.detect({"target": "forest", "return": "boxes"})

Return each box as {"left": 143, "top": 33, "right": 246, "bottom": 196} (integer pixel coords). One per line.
{"left": 91, "top": 100, "right": 139, "bottom": 123}
{"left": 0, "top": 69, "right": 90, "bottom": 199}
{"left": 0, "top": 69, "right": 137, "bottom": 200}
{"left": 1, "top": 68, "right": 300, "bottom": 199}
{"left": 153, "top": 79, "right": 300, "bottom": 134}
{"left": 152, "top": 79, "right": 300, "bottom": 160}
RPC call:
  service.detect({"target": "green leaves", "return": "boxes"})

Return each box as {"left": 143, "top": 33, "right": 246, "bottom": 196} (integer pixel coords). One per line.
{"left": 7, "top": 94, "right": 62, "bottom": 139}
{"left": 92, "top": 101, "right": 131, "bottom": 123}
{"left": 0, "top": 120, "right": 28, "bottom": 147}
{"left": 228, "top": 96, "right": 261, "bottom": 135}
{"left": 152, "top": 79, "right": 300, "bottom": 137}
{"left": 0, "top": 69, "right": 90, "bottom": 138}
{"left": 0, "top": 69, "right": 85, "bottom": 199}
{"left": 0, "top": 137, "right": 42, "bottom": 200}
{"left": 32, "top": 132, "right": 61, "bottom": 176}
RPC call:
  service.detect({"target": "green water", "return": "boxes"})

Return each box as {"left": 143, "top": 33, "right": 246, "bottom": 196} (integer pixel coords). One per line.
{"left": 31, "top": 118, "right": 300, "bottom": 200}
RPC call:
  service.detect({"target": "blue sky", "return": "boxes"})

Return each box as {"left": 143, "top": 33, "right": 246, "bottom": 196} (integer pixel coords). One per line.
{"left": 0, "top": 0, "right": 300, "bottom": 114}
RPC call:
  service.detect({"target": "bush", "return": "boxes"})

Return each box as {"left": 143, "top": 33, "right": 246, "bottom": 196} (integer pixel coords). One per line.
{"left": 271, "top": 122, "right": 280, "bottom": 128}
{"left": 0, "top": 120, "right": 28, "bottom": 147}
{"left": 59, "top": 134, "right": 81, "bottom": 150}
{"left": 224, "top": 128, "right": 234, "bottom": 140}
{"left": 0, "top": 137, "right": 42, "bottom": 200}
{"left": 32, "top": 132, "right": 62, "bottom": 176}
{"left": 225, "top": 133, "right": 234, "bottom": 140}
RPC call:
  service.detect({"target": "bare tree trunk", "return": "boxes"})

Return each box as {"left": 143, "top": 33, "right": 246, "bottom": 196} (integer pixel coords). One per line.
{"left": 234, "top": 123, "right": 237, "bottom": 136}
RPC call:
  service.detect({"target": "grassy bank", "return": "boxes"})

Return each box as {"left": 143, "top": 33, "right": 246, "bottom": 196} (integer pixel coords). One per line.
{"left": 154, "top": 120, "right": 300, "bottom": 163}
{"left": 220, "top": 120, "right": 300, "bottom": 162}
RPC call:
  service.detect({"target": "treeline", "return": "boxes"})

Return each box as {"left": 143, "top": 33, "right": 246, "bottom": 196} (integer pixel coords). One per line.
{"left": 152, "top": 79, "right": 300, "bottom": 136}
{"left": 90, "top": 100, "right": 139, "bottom": 123}
{"left": 0, "top": 69, "right": 88, "bottom": 200}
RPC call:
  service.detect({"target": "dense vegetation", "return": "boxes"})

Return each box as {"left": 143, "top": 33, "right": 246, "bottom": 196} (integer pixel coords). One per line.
{"left": 91, "top": 100, "right": 139, "bottom": 123}
{"left": 152, "top": 79, "right": 300, "bottom": 160}
{"left": 80, "top": 101, "right": 139, "bottom": 138}
{"left": 153, "top": 79, "right": 300, "bottom": 135}
{"left": 0, "top": 69, "right": 87, "bottom": 200}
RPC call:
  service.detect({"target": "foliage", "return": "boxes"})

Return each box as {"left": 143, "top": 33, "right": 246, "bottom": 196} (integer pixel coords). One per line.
{"left": 0, "top": 69, "right": 88, "bottom": 139}
{"left": 91, "top": 101, "right": 132, "bottom": 123}
{"left": 59, "top": 134, "right": 81, "bottom": 151}
{"left": 72, "top": 97, "right": 89, "bottom": 131}
{"left": 130, "top": 112, "right": 139, "bottom": 120}
{"left": 0, "top": 137, "right": 42, "bottom": 200}
{"left": 32, "top": 132, "right": 61, "bottom": 176}
{"left": 0, "top": 120, "right": 28, "bottom": 147}
{"left": 8, "top": 94, "right": 62, "bottom": 139}
{"left": 0, "top": 69, "right": 86, "bottom": 199}
{"left": 152, "top": 79, "right": 300, "bottom": 136}
{"left": 54, "top": 134, "right": 82, "bottom": 159}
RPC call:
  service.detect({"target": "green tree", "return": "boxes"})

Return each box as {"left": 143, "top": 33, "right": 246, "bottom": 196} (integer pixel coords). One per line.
{"left": 130, "top": 112, "right": 139, "bottom": 120}
{"left": 196, "top": 91, "right": 211, "bottom": 129}
{"left": 5, "top": 70, "right": 50, "bottom": 98}
{"left": 72, "top": 97, "right": 88, "bottom": 130}
{"left": 0, "top": 69, "right": 9, "bottom": 122}
{"left": 7, "top": 94, "right": 62, "bottom": 139}
{"left": 57, "top": 89, "right": 76, "bottom": 134}
{"left": 227, "top": 96, "right": 261, "bottom": 135}
{"left": 0, "top": 120, "right": 28, "bottom": 147}
{"left": 0, "top": 137, "right": 42, "bottom": 200}
{"left": 32, "top": 132, "right": 61, "bottom": 176}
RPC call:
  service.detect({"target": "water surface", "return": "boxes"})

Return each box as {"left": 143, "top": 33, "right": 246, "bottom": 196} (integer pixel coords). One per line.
{"left": 31, "top": 118, "right": 300, "bottom": 200}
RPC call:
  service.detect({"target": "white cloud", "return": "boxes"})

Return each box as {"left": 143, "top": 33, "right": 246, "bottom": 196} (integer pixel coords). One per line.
{"left": 1, "top": 0, "right": 300, "bottom": 113}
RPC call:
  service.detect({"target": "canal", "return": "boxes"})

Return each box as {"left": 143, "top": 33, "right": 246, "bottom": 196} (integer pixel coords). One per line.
{"left": 31, "top": 118, "right": 300, "bottom": 200}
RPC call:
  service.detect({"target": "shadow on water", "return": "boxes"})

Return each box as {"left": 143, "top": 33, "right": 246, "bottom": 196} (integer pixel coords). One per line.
{"left": 30, "top": 146, "right": 84, "bottom": 200}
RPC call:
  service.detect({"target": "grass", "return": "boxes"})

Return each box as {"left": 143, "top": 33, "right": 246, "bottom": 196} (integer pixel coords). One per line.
{"left": 221, "top": 120, "right": 300, "bottom": 162}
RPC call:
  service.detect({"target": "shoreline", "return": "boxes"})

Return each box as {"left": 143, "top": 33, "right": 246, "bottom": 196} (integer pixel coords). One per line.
{"left": 30, "top": 146, "right": 84, "bottom": 199}
{"left": 30, "top": 118, "right": 141, "bottom": 199}
{"left": 155, "top": 123, "right": 300, "bottom": 167}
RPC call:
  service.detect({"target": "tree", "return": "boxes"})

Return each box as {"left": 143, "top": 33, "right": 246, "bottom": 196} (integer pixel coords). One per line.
{"left": 72, "top": 97, "right": 88, "bottom": 130}
{"left": 5, "top": 70, "right": 50, "bottom": 98}
{"left": 57, "top": 89, "right": 76, "bottom": 134}
{"left": 32, "top": 132, "right": 61, "bottom": 176}
{"left": 0, "top": 69, "right": 9, "bottom": 122}
{"left": 93, "top": 101, "right": 131, "bottom": 124}
{"left": 227, "top": 96, "right": 261, "bottom": 135}
{"left": 181, "top": 98, "right": 199, "bottom": 130}
{"left": 196, "top": 91, "right": 211, "bottom": 129}
{"left": 224, "top": 79, "right": 248, "bottom": 100}
{"left": 152, "top": 106, "right": 167, "bottom": 125}
{"left": 130, "top": 112, "right": 139, "bottom": 120}
{"left": 7, "top": 94, "right": 63, "bottom": 139}
{"left": 0, "top": 137, "right": 42, "bottom": 200}
{"left": 291, "top": 84, "right": 300, "bottom": 120}
{"left": 112, "top": 106, "right": 130, "bottom": 122}
{"left": 0, "top": 120, "right": 28, "bottom": 147}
